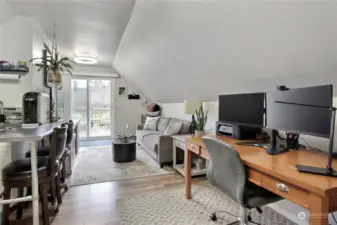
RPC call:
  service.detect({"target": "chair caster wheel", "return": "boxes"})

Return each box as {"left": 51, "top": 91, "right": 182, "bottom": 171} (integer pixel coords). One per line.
{"left": 210, "top": 213, "right": 217, "bottom": 221}
{"left": 247, "top": 215, "right": 252, "bottom": 222}
{"left": 256, "top": 207, "right": 263, "bottom": 214}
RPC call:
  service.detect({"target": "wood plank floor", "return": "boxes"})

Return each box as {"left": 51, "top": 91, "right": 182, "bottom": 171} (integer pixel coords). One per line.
{"left": 53, "top": 173, "right": 205, "bottom": 225}
{"left": 12, "top": 173, "right": 206, "bottom": 225}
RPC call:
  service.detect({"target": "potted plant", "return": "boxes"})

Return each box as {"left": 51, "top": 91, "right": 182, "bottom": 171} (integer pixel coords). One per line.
{"left": 29, "top": 43, "right": 73, "bottom": 84}
{"left": 194, "top": 105, "right": 208, "bottom": 138}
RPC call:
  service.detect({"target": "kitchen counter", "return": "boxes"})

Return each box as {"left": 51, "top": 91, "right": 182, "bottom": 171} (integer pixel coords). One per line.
{"left": 0, "top": 123, "right": 57, "bottom": 142}
{"left": 0, "top": 120, "right": 80, "bottom": 142}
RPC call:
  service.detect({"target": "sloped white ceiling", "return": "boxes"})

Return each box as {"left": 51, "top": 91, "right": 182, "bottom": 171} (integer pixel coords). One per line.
{"left": 0, "top": 0, "right": 16, "bottom": 25}
{"left": 8, "top": 0, "right": 135, "bottom": 67}
{"left": 114, "top": 0, "right": 337, "bottom": 102}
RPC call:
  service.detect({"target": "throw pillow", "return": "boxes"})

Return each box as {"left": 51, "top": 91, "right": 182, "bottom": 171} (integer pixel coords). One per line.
{"left": 164, "top": 123, "right": 183, "bottom": 135}
{"left": 143, "top": 117, "right": 160, "bottom": 131}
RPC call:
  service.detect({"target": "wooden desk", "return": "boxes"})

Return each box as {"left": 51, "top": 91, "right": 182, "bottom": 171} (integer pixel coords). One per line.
{"left": 185, "top": 135, "right": 337, "bottom": 225}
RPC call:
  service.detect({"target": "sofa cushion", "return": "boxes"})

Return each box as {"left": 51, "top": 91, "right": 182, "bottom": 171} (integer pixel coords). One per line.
{"left": 157, "top": 117, "right": 171, "bottom": 133}
{"left": 136, "top": 130, "right": 162, "bottom": 143}
{"left": 164, "top": 122, "right": 183, "bottom": 135}
{"left": 168, "top": 118, "right": 190, "bottom": 134}
{"left": 143, "top": 116, "right": 160, "bottom": 131}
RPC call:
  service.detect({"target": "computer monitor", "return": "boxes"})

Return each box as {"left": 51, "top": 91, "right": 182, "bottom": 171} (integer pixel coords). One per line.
{"left": 266, "top": 84, "right": 333, "bottom": 138}
{"left": 218, "top": 93, "right": 265, "bottom": 128}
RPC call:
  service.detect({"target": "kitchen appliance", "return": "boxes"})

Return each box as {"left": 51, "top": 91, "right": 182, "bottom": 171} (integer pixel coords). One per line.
{"left": 22, "top": 92, "right": 50, "bottom": 127}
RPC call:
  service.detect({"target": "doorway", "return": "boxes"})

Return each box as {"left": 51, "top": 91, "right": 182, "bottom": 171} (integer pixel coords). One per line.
{"left": 71, "top": 78, "right": 113, "bottom": 140}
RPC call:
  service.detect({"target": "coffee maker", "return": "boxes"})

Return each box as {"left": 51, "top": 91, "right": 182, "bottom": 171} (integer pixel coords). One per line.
{"left": 22, "top": 92, "right": 50, "bottom": 126}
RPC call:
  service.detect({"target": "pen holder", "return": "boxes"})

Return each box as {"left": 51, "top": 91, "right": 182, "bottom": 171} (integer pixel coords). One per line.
{"left": 286, "top": 138, "right": 299, "bottom": 150}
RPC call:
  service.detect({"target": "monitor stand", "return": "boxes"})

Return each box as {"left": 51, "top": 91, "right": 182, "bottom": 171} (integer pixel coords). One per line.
{"left": 263, "top": 143, "right": 288, "bottom": 155}
{"left": 263, "top": 129, "right": 288, "bottom": 155}
{"left": 236, "top": 130, "right": 288, "bottom": 155}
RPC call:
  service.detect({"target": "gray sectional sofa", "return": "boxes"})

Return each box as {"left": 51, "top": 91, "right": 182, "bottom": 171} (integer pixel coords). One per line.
{"left": 136, "top": 117, "right": 190, "bottom": 167}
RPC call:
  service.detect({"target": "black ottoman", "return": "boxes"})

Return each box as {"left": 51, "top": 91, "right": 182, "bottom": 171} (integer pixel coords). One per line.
{"left": 112, "top": 140, "right": 136, "bottom": 163}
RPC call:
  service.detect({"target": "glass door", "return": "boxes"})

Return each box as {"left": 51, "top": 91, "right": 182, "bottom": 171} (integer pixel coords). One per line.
{"left": 71, "top": 78, "right": 112, "bottom": 140}
{"left": 88, "top": 80, "right": 112, "bottom": 138}
{"left": 71, "top": 79, "right": 88, "bottom": 139}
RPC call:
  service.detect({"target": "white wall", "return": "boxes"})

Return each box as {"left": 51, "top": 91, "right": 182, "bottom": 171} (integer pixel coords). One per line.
{"left": 0, "top": 15, "right": 50, "bottom": 107}
{"left": 114, "top": 78, "right": 146, "bottom": 137}
{"left": 0, "top": 16, "right": 34, "bottom": 107}
{"left": 31, "top": 22, "right": 51, "bottom": 94}
{"left": 0, "top": 0, "right": 16, "bottom": 25}
{"left": 114, "top": 0, "right": 337, "bottom": 102}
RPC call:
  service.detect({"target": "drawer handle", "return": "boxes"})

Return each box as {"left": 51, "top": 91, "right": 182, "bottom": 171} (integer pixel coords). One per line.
{"left": 276, "top": 183, "right": 289, "bottom": 193}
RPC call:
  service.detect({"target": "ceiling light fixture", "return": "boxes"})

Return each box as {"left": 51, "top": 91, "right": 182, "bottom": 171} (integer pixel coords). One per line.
{"left": 74, "top": 55, "right": 98, "bottom": 65}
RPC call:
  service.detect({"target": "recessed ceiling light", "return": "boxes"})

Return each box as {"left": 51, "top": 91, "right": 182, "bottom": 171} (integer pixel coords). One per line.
{"left": 74, "top": 55, "right": 98, "bottom": 65}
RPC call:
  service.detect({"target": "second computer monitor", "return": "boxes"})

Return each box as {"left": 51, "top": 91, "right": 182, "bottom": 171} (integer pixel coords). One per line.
{"left": 266, "top": 84, "right": 333, "bottom": 138}
{"left": 218, "top": 92, "right": 265, "bottom": 127}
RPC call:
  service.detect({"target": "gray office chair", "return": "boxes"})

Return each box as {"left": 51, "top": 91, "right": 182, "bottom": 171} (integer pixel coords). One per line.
{"left": 203, "top": 137, "right": 282, "bottom": 225}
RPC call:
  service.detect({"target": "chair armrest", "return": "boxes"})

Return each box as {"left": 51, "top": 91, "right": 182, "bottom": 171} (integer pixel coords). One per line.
{"left": 136, "top": 124, "right": 144, "bottom": 130}
{"left": 157, "top": 135, "right": 173, "bottom": 163}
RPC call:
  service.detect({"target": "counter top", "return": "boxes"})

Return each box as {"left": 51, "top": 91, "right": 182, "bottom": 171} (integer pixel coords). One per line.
{"left": 0, "top": 120, "right": 80, "bottom": 142}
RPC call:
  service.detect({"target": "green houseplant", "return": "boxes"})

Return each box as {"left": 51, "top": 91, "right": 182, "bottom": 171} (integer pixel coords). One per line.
{"left": 194, "top": 105, "right": 208, "bottom": 138}
{"left": 29, "top": 43, "right": 73, "bottom": 84}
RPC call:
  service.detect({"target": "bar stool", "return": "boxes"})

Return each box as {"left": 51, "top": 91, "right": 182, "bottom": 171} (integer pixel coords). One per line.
{"left": 25, "top": 122, "right": 73, "bottom": 203}
{"left": 60, "top": 120, "right": 74, "bottom": 191}
{"left": 2, "top": 127, "right": 67, "bottom": 225}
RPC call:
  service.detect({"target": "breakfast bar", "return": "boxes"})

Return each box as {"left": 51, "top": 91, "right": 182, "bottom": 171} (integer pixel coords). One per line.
{"left": 0, "top": 122, "right": 70, "bottom": 225}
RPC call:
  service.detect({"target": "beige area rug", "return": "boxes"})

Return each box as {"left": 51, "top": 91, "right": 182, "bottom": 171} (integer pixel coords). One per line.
{"left": 70, "top": 146, "right": 172, "bottom": 186}
{"left": 116, "top": 182, "right": 297, "bottom": 225}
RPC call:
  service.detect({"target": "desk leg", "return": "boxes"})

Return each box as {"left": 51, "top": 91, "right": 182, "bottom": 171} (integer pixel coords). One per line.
{"left": 185, "top": 149, "right": 192, "bottom": 199}
{"left": 29, "top": 140, "right": 40, "bottom": 225}
{"left": 309, "top": 194, "right": 329, "bottom": 225}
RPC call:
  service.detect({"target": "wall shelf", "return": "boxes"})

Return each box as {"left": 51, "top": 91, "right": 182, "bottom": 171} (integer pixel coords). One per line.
{"left": 0, "top": 68, "right": 29, "bottom": 77}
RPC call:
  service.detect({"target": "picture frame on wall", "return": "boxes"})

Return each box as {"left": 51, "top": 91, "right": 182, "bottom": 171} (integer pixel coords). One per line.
{"left": 118, "top": 86, "right": 128, "bottom": 97}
